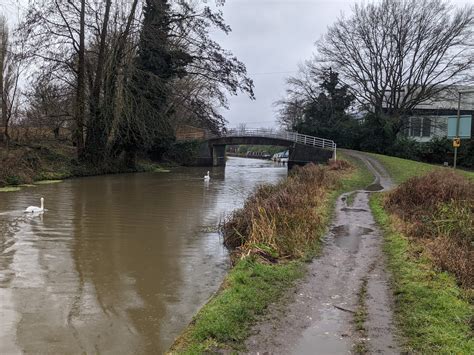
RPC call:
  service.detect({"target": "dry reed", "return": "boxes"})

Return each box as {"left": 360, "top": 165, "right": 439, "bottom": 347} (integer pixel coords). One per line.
{"left": 222, "top": 161, "right": 350, "bottom": 262}
{"left": 384, "top": 170, "right": 474, "bottom": 288}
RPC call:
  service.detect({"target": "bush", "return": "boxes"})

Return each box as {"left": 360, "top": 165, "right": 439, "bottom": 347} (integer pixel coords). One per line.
{"left": 458, "top": 140, "right": 474, "bottom": 168}
{"left": 162, "top": 140, "right": 202, "bottom": 165}
{"left": 385, "top": 136, "right": 422, "bottom": 161}
{"left": 428, "top": 202, "right": 473, "bottom": 287}
{"left": 384, "top": 170, "right": 474, "bottom": 288}
{"left": 222, "top": 163, "right": 349, "bottom": 260}
{"left": 420, "top": 137, "right": 451, "bottom": 164}
{"left": 385, "top": 170, "right": 473, "bottom": 221}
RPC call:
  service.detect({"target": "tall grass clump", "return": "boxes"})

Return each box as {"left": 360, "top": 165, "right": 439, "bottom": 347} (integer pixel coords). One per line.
{"left": 222, "top": 161, "right": 351, "bottom": 261}
{"left": 384, "top": 170, "right": 474, "bottom": 288}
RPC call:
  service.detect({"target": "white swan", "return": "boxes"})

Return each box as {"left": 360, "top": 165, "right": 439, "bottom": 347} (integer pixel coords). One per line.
{"left": 204, "top": 171, "right": 210, "bottom": 181}
{"left": 25, "top": 197, "right": 44, "bottom": 213}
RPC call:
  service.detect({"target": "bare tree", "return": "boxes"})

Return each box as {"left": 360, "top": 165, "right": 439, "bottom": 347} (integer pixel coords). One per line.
{"left": 0, "top": 15, "right": 7, "bottom": 143}
{"left": 25, "top": 73, "right": 74, "bottom": 139}
{"left": 274, "top": 97, "right": 306, "bottom": 130}
{"left": 18, "top": 0, "right": 253, "bottom": 164}
{"left": 0, "top": 16, "right": 23, "bottom": 147}
{"left": 75, "top": 0, "right": 86, "bottom": 156}
{"left": 317, "top": 0, "right": 474, "bottom": 132}
{"left": 167, "top": 0, "right": 254, "bottom": 132}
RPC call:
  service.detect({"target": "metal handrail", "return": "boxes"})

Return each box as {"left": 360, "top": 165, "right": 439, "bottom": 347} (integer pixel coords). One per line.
{"left": 221, "top": 128, "right": 336, "bottom": 151}
{"left": 177, "top": 128, "right": 337, "bottom": 160}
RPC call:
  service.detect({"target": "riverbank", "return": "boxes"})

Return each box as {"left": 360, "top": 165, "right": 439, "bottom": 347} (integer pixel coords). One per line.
{"left": 0, "top": 142, "right": 170, "bottom": 189}
{"left": 169, "top": 155, "right": 373, "bottom": 353}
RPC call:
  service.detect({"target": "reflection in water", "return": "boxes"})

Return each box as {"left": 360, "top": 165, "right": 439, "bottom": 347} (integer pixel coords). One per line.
{"left": 0, "top": 157, "right": 286, "bottom": 353}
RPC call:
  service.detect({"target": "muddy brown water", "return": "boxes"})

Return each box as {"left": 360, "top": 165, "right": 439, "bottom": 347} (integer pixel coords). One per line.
{"left": 0, "top": 157, "right": 286, "bottom": 354}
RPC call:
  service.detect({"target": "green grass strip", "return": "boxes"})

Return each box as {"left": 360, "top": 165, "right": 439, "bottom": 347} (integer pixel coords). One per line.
{"left": 369, "top": 153, "right": 438, "bottom": 184}
{"left": 339, "top": 151, "right": 374, "bottom": 191}
{"left": 0, "top": 186, "right": 21, "bottom": 192}
{"left": 369, "top": 153, "right": 474, "bottom": 183}
{"left": 35, "top": 180, "right": 63, "bottom": 185}
{"left": 370, "top": 194, "right": 473, "bottom": 354}
{"left": 169, "top": 258, "right": 303, "bottom": 354}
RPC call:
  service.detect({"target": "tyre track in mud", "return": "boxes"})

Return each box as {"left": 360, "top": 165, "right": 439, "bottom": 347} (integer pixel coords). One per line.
{"left": 244, "top": 150, "right": 399, "bottom": 354}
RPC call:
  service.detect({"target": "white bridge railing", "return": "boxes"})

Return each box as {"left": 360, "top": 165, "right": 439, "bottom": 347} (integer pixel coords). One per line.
{"left": 177, "top": 128, "right": 337, "bottom": 159}
{"left": 223, "top": 128, "right": 337, "bottom": 152}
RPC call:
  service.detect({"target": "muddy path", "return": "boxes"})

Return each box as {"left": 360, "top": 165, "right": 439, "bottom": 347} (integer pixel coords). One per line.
{"left": 244, "top": 150, "right": 399, "bottom": 354}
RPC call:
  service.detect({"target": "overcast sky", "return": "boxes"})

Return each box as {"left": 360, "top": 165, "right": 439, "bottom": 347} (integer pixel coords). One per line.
{"left": 1, "top": 0, "right": 471, "bottom": 129}
{"left": 213, "top": 0, "right": 471, "bottom": 128}
{"left": 212, "top": 0, "right": 355, "bottom": 128}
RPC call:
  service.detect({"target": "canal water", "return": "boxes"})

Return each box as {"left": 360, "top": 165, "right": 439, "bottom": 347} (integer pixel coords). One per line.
{"left": 0, "top": 157, "right": 287, "bottom": 354}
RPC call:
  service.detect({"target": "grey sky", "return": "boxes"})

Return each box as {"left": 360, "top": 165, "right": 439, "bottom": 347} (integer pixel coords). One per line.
{"left": 1, "top": 0, "right": 471, "bottom": 129}
{"left": 214, "top": 0, "right": 471, "bottom": 128}
{"left": 213, "top": 0, "right": 354, "bottom": 128}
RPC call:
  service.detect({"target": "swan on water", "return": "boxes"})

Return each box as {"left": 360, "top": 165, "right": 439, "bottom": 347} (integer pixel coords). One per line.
{"left": 25, "top": 197, "right": 44, "bottom": 213}
{"left": 204, "top": 171, "right": 210, "bottom": 181}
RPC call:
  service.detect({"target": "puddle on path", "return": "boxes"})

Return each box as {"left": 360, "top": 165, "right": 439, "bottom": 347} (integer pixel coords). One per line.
{"left": 340, "top": 207, "right": 368, "bottom": 213}
{"left": 365, "top": 183, "right": 384, "bottom": 191}
{"left": 331, "top": 225, "right": 374, "bottom": 252}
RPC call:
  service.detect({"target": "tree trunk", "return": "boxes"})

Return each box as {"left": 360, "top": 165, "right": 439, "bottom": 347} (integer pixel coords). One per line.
{"left": 0, "top": 27, "right": 5, "bottom": 144}
{"left": 84, "top": 0, "right": 112, "bottom": 163}
{"left": 74, "top": 0, "right": 86, "bottom": 159}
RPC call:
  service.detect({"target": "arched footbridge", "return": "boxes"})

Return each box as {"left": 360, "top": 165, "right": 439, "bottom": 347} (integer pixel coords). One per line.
{"left": 177, "top": 128, "right": 337, "bottom": 169}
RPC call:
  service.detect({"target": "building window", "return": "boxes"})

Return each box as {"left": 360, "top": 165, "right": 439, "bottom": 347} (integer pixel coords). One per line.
{"left": 422, "top": 117, "right": 431, "bottom": 137}
{"left": 410, "top": 117, "right": 422, "bottom": 137}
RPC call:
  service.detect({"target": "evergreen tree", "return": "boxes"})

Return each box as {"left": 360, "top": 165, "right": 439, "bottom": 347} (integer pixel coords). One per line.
{"left": 296, "top": 69, "right": 358, "bottom": 148}
{"left": 119, "top": 0, "right": 192, "bottom": 165}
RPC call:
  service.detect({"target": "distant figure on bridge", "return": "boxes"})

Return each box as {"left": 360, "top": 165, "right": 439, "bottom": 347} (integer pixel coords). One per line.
{"left": 204, "top": 171, "right": 210, "bottom": 181}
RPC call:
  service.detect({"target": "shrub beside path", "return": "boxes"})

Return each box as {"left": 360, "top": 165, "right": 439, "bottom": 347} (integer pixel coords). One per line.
{"left": 245, "top": 151, "right": 400, "bottom": 354}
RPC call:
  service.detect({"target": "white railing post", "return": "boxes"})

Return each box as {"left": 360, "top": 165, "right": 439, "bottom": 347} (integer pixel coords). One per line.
{"left": 221, "top": 128, "right": 336, "bottom": 156}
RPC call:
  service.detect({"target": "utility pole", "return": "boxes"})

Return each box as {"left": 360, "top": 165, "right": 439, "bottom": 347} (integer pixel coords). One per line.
{"left": 453, "top": 89, "right": 474, "bottom": 169}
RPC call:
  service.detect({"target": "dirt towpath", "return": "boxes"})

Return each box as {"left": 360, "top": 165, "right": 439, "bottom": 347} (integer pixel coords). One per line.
{"left": 244, "top": 150, "right": 399, "bottom": 354}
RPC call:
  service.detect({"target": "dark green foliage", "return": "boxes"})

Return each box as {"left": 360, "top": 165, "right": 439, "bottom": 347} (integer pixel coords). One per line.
{"left": 385, "top": 137, "right": 422, "bottom": 161}
{"left": 457, "top": 140, "right": 474, "bottom": 168}
{"left": 419, "top": 137, "right": 452, "bottom": 164}
{"left": 382, "top": 137, "right": 474, "bottom": 169}
{"left": 295, "top": 69, "right": 358, "bottom": 148}
{"left": 163, "top": 140, "right": 201, "bottom": 166}
{"left": 121, "top": 0, "right": 189, "bottom": 157}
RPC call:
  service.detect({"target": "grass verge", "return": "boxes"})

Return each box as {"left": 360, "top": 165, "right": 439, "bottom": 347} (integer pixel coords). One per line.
{"left": 354, "top": 277, "right": 369, "bottom": 354}
{"left": 169, "top": 157, "right": 373, "bottom": 353}
{"left": 0, "top": 186, "right": 21, "bottom": 192}
{"left": 370, "top": 194, "right": 473, "bottom": 354}
{"left": 369, "top": 153, "right": 474, "bottom": 183}
{"left": 169, "top": 258, "right": 303, "bottom": 354}
{"left": 339, "top": 151, "right": 374, "bottom": 191}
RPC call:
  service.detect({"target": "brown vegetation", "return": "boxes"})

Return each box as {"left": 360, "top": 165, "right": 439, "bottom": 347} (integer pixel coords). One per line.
{"left": 222, "top": 160, "right": 351, "bottom": 262}
{"left": 384, "top": 170, "right": 474, "bottom": 288}
{"left": 0, "top": 143, "right": 75, "bottom": 186}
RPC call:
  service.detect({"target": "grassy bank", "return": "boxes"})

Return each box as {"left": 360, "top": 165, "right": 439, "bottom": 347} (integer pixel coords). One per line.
{"left": 371, "top": 194, "right": 473, "bottom": 353}
{"left": 369, "top": 152, "right": 474, "bottom": 183}
{"left": 0, "top": 142, "right": 169, "bottom": 189}
{"left": 170, "top": 258, "right": 303, "bottom": 353}
{"left": 169, "top": 158, "right": 373, "bottom": 353}
{"left": 369, "top": 153, "right": 473, "bottom": 353}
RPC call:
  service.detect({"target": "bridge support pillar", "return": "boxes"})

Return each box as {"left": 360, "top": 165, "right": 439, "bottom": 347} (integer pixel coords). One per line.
{"left": 212, "top": 145, "right": 226, "bottom": 166}
{"left": 288, "top": 143, "right": 334, "bottom": 169}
